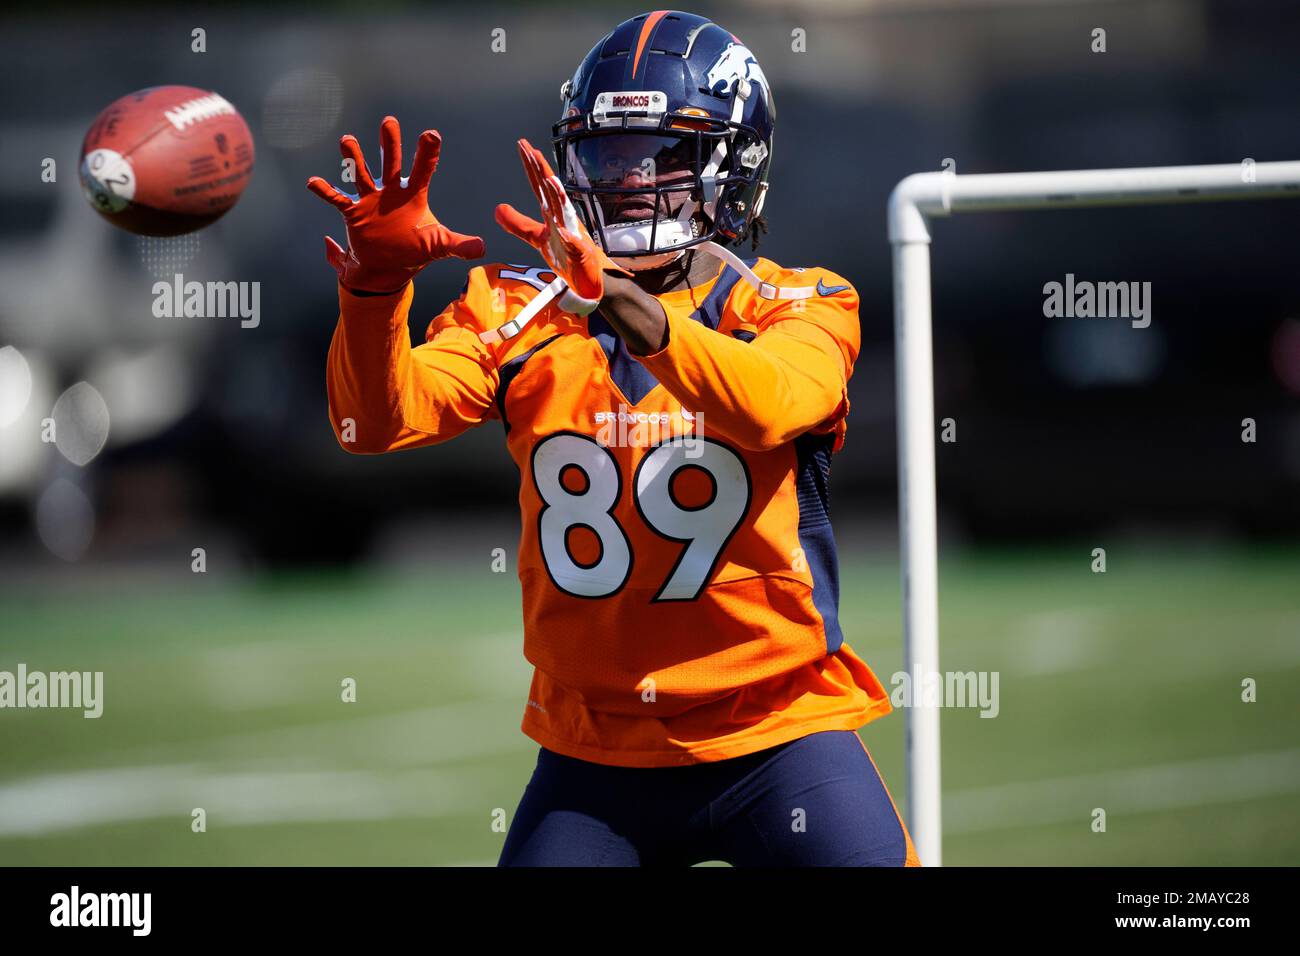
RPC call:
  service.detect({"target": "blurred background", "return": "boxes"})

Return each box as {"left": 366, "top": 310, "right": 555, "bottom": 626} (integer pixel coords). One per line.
{"left": 0, "top": 0, "right": 1296, "bottom": 866}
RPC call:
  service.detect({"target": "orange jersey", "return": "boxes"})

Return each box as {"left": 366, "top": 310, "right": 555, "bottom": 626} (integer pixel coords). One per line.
{"left": 326, "top": 255, "right": 892, "bottom": 766}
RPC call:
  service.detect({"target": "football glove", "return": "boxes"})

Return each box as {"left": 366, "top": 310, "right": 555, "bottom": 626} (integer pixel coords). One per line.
{"left": 495, "top": 138, "right": 629, "bottom": 315}
{"left": 307, "top": 115, "right": 485, "bottom": 294}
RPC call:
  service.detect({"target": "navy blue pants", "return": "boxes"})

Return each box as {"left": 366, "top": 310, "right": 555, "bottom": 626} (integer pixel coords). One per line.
{"left": 498, "top": 730, "right": 914, "bottom": 867}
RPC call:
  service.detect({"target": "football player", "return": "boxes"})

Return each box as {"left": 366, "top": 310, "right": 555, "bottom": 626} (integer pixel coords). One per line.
{"left": 309, "top": 9, "right": 919, "bottom": 867}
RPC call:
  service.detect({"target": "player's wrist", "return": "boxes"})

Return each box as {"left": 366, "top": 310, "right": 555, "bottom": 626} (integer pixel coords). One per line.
{"left": 340, "top": 263, "right": 418, "bottom": 296}
{"left": 342, "top": 279, "right": 410, "bottom": 297}
{"left": 598, "top": 271, "right": 640, "bottom": 306}
{"left": 340, "top": 267, "right": 410, "bottom": 297}
{"left": 598, "top": 287, "right": 669, "bottom": 356}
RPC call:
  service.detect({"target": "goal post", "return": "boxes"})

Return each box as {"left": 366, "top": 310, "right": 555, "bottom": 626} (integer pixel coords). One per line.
{"left": 887, "top": 160, "right": 1300, "bottom": 867}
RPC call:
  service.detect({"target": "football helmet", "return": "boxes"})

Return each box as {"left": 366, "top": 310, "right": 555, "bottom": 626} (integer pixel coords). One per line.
{"left": 480, "top": 10, "right": 815, "bottom": 345}
{"left": 553, "top": 10, "right": 774, "bottom": 262}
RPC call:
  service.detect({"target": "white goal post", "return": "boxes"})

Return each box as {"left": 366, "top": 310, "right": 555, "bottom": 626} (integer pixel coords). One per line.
{"left": 887, "top": 160, "right": 1300, "bottom": 867}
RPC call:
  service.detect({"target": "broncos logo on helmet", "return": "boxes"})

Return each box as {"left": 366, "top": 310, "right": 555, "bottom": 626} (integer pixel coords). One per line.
{"left": 704, "top": 42, "right": 770, "bottom": 101}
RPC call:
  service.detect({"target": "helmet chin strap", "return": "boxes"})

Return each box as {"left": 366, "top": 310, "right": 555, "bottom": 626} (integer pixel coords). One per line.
{"left": 621, "top": 249, "right": 686, "bottom": 271}
{"left": 607, "top": 226, "right": 817, "bottom": 302}
{"left": 479, "top": 234, "right": 813, "bottom": 346}
{"left": 695, "top": 241, "right": 814, "bottom": 302}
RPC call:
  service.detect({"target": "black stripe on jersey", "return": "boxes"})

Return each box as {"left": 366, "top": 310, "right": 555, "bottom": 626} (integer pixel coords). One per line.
{"left": 496, "top": 334, "right": 563, "bottom": 433}
{"left": 587, "top": 259, "right": 754, "bottom": 405}
{"left": 794, "top": 431, "right": 845, "bottom": 654}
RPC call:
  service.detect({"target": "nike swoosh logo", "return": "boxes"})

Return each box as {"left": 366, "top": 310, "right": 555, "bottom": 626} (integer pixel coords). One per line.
{"left": 817, "top": 278, "right": 850, "bottom": 296}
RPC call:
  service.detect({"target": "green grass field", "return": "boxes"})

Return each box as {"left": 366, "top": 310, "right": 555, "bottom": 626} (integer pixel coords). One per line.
{"left": 1, "top": 545, "right": 1297, "bottom": 865}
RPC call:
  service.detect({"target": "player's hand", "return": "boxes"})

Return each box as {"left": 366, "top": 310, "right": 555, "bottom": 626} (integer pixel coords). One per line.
{"left": 495, "top": 138, "right": 629, "bottom": 315}
{"left": 307, "top": 116, "right": 485, "bottom": 294}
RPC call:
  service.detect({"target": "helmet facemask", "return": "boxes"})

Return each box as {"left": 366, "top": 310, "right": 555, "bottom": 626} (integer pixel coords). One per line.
{"left": 553, "top": 107, "right": 766, "bottom": 261}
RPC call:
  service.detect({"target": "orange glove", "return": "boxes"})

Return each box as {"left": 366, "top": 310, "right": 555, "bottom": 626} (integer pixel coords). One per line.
{"left": 307, "top": 116, "right": 484, "bottom": 294}
{"left": 495, "top": 139, "right": 629, "bottom": 315}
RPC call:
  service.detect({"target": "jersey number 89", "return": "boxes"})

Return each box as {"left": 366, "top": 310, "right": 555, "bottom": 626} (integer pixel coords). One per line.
{"left": 531, "top": 432, "right": 751, "bottom": 602}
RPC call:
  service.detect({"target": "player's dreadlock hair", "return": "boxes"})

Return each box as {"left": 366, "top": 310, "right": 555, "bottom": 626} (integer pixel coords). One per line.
{"left": 747, "top": 214, "right": 769, "bottom": 252}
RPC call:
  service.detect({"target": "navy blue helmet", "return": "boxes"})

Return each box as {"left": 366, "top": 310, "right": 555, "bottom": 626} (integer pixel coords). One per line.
{"left": 552, "top": 10, "right": 776, "bottom": 261}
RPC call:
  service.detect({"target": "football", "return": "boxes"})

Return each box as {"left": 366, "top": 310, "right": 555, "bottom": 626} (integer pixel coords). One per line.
{"left": 79, "top": 85, "right": 255, "bottom": 236}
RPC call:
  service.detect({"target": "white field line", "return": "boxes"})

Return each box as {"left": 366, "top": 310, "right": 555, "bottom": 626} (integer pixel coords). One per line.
{"left": 75, "top": 696, "right": 532, "bottom": 772}
{"left": 4, "top": 737, "right": 1297, "bottom": 841}
{"left": 0, "top": 697, "right": 537, "bottom": 837}
{"left": 1008, "top": 609, "right": 1108, "bottom": 676}
{"left": 0, "top": 633, "right": 538, "bottom": 838}
{"left": 877, "top": 609, "right": 1300, "bottom": 679}
{"left": 0, "top": 764, "right": 510, "bottom": 837}
{"left": 944, "top": 747, "right": 1300, "bottom": 836}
